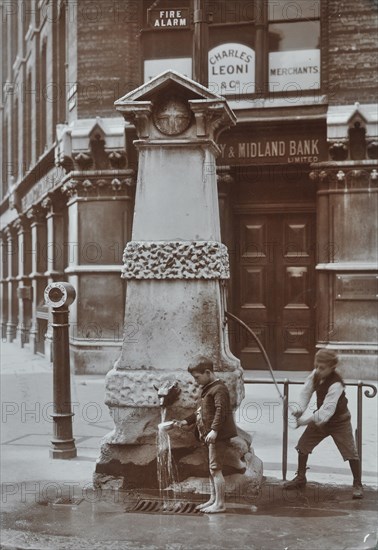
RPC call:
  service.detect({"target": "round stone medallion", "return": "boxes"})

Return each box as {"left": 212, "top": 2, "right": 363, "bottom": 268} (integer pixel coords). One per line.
{"left": 153, "top": 97, "right": 192, "bottom": 135}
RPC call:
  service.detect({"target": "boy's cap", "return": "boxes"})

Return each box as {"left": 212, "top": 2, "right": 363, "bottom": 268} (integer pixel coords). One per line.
{"left": 315, "top": 349, "right": 338, "bottom": 366}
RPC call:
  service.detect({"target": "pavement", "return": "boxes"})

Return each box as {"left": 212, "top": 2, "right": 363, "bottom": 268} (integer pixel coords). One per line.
{"left": 1, "top": 341, "right": 378, "bottom": 550}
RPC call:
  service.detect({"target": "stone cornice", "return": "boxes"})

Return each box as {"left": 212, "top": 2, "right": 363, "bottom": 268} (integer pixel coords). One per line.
{"left": 310, "top": 161, "right": 378, "bottom": 190}
{"left": 61, "top": 171, "right": 136, "bottom": 199}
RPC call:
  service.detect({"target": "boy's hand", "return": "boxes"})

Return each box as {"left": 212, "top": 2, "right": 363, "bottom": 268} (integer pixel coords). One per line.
{"left": 205, "top": 430, "right": 218, "bottom": 444}
{"left": 296, "top": 416, "right": 311, "bottom": 427}
{"left": 292, "top": 409, "right": 303, "bottom": 419}
{"left": 173, "top": 420, "right": 188, "bottom": 429}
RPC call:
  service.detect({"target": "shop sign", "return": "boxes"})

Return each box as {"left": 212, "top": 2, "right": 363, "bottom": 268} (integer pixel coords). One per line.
{"left": 148, "top": 8, "right": 189, "bottom": 28}
{"left": 218, "top": 132, "right": 326, "bottom": 165}
{"left": 269, "top": 49, "right": 320, "bottom": 92}
{"left": 208, "top": 43, "right": 255, "bottom": 95}
{"left": 144, "top": 58, "right": 192, "bottom": 81}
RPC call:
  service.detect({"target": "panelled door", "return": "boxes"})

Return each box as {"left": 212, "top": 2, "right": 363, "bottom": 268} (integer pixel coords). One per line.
{"left": 233, "top": 212, "right": 316, "bottom": 371}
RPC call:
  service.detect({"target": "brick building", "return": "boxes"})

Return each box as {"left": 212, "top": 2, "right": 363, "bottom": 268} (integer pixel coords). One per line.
{"left": 1, "top": 0, "right": 377, "bottom": 377}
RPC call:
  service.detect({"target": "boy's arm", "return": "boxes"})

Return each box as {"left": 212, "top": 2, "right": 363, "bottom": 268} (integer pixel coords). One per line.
{"left": 297, "top": 382, "right": 344, "bottom": 426}
{"left": 296, "top": 370, "right": 316, "bottom": 415}
{"left": 204, "top": 391, "right": 225, "bottom": 443}
{"left": 210, "top": 389, "right": 228, "bottom": 433}
{"left": 183, "top": 412, "right": 196, "bottom": 426}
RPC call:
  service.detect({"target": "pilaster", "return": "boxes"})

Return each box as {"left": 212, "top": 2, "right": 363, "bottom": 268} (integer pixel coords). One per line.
{"left": 61, "top": 170, "right": 135, "bottom": 373}
{"left": 14, "top": 216, "right": 32, "bottom": 346}
{"left": 0, "top": 232, "right": 9, "bottom": 339}
{"left": 27, "top": 205, "right": 48, "bottom": 355}
{"left": 310, "top": 163, "right": 378, "bottom": 378}
{"left": 5, "top": 225, "right": 18, "bottom": 342}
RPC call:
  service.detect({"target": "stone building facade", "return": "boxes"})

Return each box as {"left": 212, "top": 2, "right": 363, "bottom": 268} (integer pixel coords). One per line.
{"left": 1, "top": 0, "right": 377, "bottom": 378}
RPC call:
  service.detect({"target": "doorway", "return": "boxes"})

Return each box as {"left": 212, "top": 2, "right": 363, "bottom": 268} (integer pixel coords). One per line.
{"left": 232, "top": 211, "right": 316, "bottom": 371}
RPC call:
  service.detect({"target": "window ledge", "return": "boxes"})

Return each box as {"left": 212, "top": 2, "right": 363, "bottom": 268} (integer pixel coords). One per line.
{"left": 228, "top": 94, "right": 328, "bottom": 113}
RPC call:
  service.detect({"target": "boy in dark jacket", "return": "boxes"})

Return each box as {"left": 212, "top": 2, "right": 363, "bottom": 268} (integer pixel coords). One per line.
{"left": 174, "top": 360, "right": 237, "bottom": 513}
{"left": 285, "top": 349, "right": 363, "bottom": 499}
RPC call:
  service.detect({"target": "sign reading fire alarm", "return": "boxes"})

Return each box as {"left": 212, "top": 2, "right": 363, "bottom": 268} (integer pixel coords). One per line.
{"left": 148, "top": 8, "right": 189, "bottom": 29}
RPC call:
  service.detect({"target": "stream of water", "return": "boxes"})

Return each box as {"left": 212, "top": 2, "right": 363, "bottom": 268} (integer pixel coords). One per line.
{"left": 157, "top": 408, "right": 178, "bottom": 505}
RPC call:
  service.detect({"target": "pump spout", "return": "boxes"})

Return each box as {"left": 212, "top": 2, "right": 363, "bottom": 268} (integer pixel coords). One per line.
{"left": 154, "top": 381, "right": 181, "bottom": 408}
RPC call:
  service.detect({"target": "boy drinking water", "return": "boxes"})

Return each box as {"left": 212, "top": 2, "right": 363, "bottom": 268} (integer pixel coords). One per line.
{"left": 173, "top": 360, "right": 237, "bottom": 513}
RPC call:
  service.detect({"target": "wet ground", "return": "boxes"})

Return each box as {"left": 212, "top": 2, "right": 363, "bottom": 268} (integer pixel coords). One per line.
{"left": 1, "top": 481, "right": 377, "bottom": 550}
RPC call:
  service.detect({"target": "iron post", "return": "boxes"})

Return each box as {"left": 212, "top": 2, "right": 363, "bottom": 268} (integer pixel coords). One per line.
{"left": 44, "top": 282, "right": 77, "bottom": 459}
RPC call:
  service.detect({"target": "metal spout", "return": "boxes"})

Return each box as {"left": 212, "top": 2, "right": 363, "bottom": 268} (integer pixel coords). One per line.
{"left": 154, "top": 381, "right": 181, "bottom": 408}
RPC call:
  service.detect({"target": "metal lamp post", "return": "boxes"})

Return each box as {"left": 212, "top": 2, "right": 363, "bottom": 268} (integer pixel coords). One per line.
{"left": 44, "top": 282, "right": 77, "bottom": 459}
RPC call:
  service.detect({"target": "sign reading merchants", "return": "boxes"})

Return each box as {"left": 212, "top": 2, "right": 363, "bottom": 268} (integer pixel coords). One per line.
{"left": 269, "top": 49, "right": 321, "bottom": 92}
{"left": 148, "top": 8, "right": 189, "bottom": 28}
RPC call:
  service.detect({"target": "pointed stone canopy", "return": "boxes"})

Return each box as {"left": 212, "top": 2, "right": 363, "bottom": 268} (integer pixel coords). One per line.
{"left": 95, "top": 71, "right": 262, "bottom": 496}
{"left": 115, "top": 69, "right": 232, "bottom": 103}
{"left": 114, "top": 70, "right": 237, "bottom": 143}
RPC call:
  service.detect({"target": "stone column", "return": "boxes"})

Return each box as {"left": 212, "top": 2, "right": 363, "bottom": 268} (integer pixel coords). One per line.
{"left": 15, "top": 216, "right": 32, "bottom": 346}
{"left": 95, "top": 72, "right": 262, "bottom": 496}
{"left": 43, "top": 194, "right": 65, "bottom": 362}
{"left": 27, "top": 206, "right": 47, "bottom": 354}
{"left": 5, "top": 226, "right": 18, "bottom": 342}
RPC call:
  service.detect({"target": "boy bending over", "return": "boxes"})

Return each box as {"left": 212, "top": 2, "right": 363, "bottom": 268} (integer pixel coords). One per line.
{"left": 285, "top": 349, "right": 363, "bottom": 499}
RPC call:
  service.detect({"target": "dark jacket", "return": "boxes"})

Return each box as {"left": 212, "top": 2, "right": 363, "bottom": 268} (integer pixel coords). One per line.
{"left": 314, "top": 370, "right": 350, "bottom": 422}
{"left": 185, "top": 379, "right": 238, "bottom": 441}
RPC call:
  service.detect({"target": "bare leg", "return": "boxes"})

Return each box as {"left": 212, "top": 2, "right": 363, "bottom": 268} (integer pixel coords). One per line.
{"left": 202, "top": 470, "right": 226, "bottom": 513}
{"left": 196, "top": 477, "right": 215, "bottom": 510}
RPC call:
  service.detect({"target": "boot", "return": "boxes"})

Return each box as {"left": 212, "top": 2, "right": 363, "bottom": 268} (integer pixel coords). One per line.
{"left": 349, "top": 460, "right": 364, "bottom": 499}
{"left": 352, "top": 482, "right": 364, "bottom": 499}
{"left": 284, "top": 452, "right": 308, "bottom": 490}
{"left": 283, "top": 471, "right": 307, "bottom": 490}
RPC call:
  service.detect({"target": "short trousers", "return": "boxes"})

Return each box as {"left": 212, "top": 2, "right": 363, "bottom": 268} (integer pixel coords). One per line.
{"left": 208, "top": 440, "right": 230, "bottom": 472}
{"left": 296, "top": 416, "right": 359, "bottom": 461}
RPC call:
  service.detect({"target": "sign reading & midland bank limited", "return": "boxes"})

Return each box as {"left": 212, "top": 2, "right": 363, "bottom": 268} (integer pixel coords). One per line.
{"left": 217, "top": 125, "right": 327, "bottom": 165}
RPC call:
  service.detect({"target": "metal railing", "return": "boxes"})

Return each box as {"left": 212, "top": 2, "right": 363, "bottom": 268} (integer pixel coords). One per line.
{"left": 243, "top": 377, "right": 377, "bottom": 480}
{"left": 225, "top": 311, "right": 377, "bottom": 480}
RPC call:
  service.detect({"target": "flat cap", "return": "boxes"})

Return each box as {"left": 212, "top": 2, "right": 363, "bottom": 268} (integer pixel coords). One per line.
{"left": 315, "top": 348, "right": 338, "bottom": 366}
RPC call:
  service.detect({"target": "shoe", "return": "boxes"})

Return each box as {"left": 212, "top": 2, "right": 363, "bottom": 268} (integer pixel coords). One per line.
{"left": 283, "top": 473, "right": 307, "bottom": 490}
{"left": 352, "top": 482, "right": 364, "bottom": 499}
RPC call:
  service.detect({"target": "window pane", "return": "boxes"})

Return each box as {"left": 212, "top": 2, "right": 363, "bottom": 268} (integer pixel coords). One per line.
{"left": 206, "top": 0, "right": 255, "bottom": 24}
{"left": 268, "top": 0, "right": 320, "bottom": 21}
{"left": 269, "top": 21, "right": 320, "bottom": 51}
{"left": 208, "top": 43, "right": 256, "bottom": 95}
{"left": 268, "top": 22, "right": 320, "bottom": 92}
{"left": 208, "top": 24, "right": 255, "bottom": 96}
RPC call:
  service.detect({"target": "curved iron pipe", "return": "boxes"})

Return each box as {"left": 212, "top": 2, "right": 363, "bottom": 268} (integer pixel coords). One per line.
{"left": 225, "top": 310, "right": 288, "bottom": 406}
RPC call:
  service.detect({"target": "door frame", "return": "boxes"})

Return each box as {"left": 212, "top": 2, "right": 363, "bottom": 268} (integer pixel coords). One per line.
{"left": 230, "top": 202, "right": 317, "bottom": 371}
